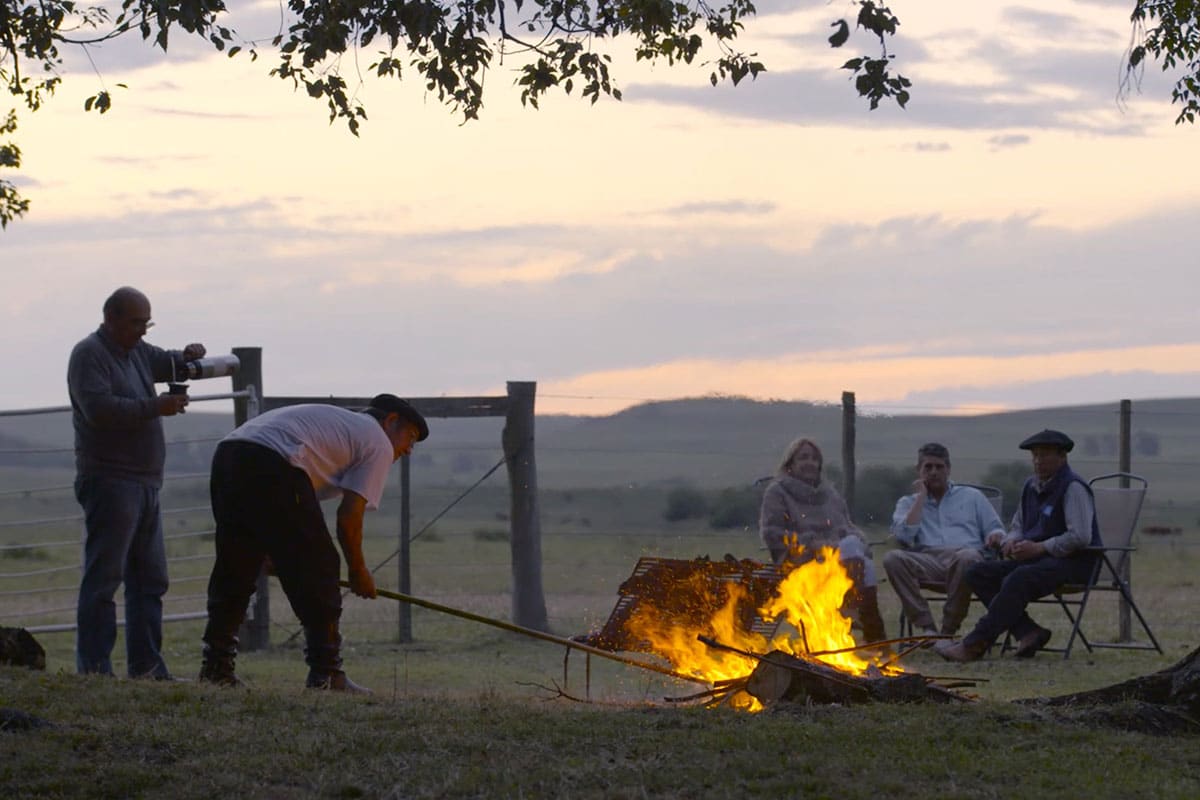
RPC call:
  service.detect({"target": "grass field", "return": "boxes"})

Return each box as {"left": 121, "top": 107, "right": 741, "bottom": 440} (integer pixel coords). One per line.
{"left": 5, "top": 666, "right": 1200, "bottom": 800}
{"left": 4, "top": 520, "right": 1199, "bottom": 798}
{"left": 4, "top": 396, "right": 1199, "bottom": 797}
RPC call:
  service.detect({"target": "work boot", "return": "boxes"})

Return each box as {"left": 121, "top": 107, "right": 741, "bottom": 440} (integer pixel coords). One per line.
{"left": 198, "top": 643, "right": 243, "bottom": 687}
{"left": 1015, "top": 625, "right": 1053, "bottom": 658}
{"left": 306, "top": 670, "right": 372, "bottom": 694}
{"left": 855, "top": 586, "right": 888, "bottom": 645}
{"left": 303, "top": 622, "right": 372, "bottom": 695}
{"left": 198, "top": 613, "right": 244, "bottom": 687}
{"left": 840, "top": 558, "right": 888, "bottom": 645}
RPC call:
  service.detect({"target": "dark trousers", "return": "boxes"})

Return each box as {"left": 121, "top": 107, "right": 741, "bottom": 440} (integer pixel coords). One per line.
{"left": 74, "top": 476, "right": 169, "bottom": 677}
{"left": 962, "top": 554, "right": 1095, "bottom": 648}
{"left": 204, "top": 441, "right": 342, "bottom": 642}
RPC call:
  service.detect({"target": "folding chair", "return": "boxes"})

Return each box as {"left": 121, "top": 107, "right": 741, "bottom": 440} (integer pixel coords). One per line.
{"left": 896, "top": 483, "right": 1003, "bottom": 637}
{"left": 1003, "top": 472, "right": 1163, "bottom": 659}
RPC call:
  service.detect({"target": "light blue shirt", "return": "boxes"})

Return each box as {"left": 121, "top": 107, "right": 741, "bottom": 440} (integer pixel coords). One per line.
{"left": 890, "top": 482, "right": 1005, "bottom": 550}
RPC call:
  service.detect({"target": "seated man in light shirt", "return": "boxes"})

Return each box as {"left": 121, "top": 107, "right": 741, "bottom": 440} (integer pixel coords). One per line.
{"left": 883, "top": 442, "right": 1005, "bottom": 639}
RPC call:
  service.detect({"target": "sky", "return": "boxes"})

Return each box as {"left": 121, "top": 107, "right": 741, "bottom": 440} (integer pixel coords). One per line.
{"left": 3, "top": 0, "right": 1198, "bottom": 417}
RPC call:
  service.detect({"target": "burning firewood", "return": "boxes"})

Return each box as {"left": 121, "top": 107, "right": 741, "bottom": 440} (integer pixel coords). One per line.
{"left": 683, "top": 634, "right": 975, "bottom": 709}
{"left": 743, "top": 650, "right": 972, "bottom": 706}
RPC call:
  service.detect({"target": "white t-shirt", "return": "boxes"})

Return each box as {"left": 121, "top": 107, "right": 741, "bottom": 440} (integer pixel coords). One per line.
{"left": 225, "top": 404, "right": 394, "bottom": 509}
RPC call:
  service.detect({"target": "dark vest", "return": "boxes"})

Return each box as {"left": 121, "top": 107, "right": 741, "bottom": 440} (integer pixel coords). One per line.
{"left": 1019, "top": 465, "right": 1101, "bottom": 548}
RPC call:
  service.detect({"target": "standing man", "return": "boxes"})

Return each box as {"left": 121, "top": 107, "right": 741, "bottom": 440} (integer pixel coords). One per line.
{"left": 68, "top": 286, "right": 205, "bottom": 678}
{"left": 937, "top": 429, "right": 1099, "bottom": 662}
{"left": 884, "top": 443, "right": 1005, "bottom": 639}
{"left": 198, "top": 394, "right": 428, "bottom": 693}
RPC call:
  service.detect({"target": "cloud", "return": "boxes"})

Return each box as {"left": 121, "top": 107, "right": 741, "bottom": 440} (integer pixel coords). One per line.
{"left": 1001, "top": 7, "right": 1117, "bottom": 45}
{"left": 56, "top": 5, "right": 288, "bottom": 74}
{"left": 5, "top": 196, "right": 1197, "bottom": 411}
{"left": 624, "top": 5, "right": 1177, "bottom": 135}
{"left": 662, "top": 200, "right": 777, "bottom": 216}
{"left": 627, "top": 66, "right": 1147, "bottom": 134}
{"left": 909, "top": 141, "right": 952, "bottom": 152}
{"left": 898, "top": 369, "right": 1200, "bottom": 411}
{"left": 767, "top": 13, "right": 935, "bottom": 64}
{"left": 536, "top": 349, "right": 1200, "bottom": 416}
{"left": 99, "top": 154, "right": 209, "bottom": 167}
{"left": 139, "top": 106, "right": 262, "bottom": 121}
{"left": 988, "top": 133, "right": 1031, "bottom": 148}
{"left": 6, "top": 174, "right": 43, "bottom": 188}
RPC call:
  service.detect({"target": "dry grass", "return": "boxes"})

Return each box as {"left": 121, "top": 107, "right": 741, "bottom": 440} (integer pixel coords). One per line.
{"left": 4, "top": 493, "right": 1199, "bottom": 797}
{"left": 3, "top": 665, "right": 1199, "bottom": 799}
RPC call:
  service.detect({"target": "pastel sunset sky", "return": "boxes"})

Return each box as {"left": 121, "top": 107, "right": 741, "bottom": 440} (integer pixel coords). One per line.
{"left": 3, "top": 0, "right": 1197, "bottom": 415}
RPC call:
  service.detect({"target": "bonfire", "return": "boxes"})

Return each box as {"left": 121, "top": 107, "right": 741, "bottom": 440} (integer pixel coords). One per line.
{"left": 582, "top": 547, "right": 967, "bottom": 710}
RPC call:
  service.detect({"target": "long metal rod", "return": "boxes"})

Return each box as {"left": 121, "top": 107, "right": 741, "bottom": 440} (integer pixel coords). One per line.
{"left": 350, "top": 582, "right": 711, "bottom": 686}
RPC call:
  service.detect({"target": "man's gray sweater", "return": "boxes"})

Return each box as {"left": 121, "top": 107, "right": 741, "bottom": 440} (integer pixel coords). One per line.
{"left": 67, "top": 327, "right": 179, "bottom": 487}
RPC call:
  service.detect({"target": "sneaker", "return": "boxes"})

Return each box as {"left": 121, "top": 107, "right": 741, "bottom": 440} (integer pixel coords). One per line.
{"left": 934, "top": 638, "right": 988, "bottom": 663}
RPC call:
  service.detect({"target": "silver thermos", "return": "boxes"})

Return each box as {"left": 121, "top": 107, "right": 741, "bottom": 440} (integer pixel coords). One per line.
{"left": 173, "top": 353, "right": 241, "bottom": 382}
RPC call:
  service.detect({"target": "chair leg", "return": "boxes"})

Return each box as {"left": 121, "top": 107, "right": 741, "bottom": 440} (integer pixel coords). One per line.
{"left": 1056, "top": 591, "right": 1093, "bottom": 659}
{"left": 1106, "top": 549, "right": 1162, "bottom": 652}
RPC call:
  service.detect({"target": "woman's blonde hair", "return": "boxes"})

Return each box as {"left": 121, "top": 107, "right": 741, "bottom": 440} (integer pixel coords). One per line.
{"left": 777, "top": 437, "right": 823, "bottom": 480}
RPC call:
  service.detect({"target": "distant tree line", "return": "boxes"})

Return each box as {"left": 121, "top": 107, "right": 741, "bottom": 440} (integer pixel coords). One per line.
{"left": 1080, "top": 431, "right": 1161, "bottom": 458}
{"left": 663, "top": 460, "right": 1048, "bottom": 531}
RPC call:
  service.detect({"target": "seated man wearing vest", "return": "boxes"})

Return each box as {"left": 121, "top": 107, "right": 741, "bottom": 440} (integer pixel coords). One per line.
{"left": 936, "top": 429, "right": 1099, "bottom": 662}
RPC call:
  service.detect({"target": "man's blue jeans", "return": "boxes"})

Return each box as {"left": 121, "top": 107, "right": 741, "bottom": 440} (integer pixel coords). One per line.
{"left": 75, "top": 475, "right": 170, "bottom": 678}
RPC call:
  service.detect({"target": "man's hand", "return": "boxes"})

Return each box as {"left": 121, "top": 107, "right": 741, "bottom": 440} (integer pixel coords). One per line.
{"left": 902, "top": 478, "right": 929, "bottom": 528}
{"left": 1007, "top": 539, "right": 1047, "bottom": 561}
{"left": 985, "top": 531, "right": 1005, "bottom": 550}
{"left": 336, "top": 491, "right": 374, "bottom": 598}
{"left": 157, "top": 393, "right": 189, "bottom": 416}
{"left": 182, "top": 343, "right": 207, "bottom": 360}
{"left": 347, "top": 565, "right": 377, "bottom": 599}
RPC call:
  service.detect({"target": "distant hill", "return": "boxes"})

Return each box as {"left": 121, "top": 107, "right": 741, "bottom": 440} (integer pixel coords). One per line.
{"left": 525, "top": 396, "right": 1197, "bottom": 496}
{"left": 3, "top": 396, "right": 1196, "bottom": 504}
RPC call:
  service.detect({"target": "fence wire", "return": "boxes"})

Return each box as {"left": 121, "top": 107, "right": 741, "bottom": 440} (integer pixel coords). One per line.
{"left": 0, "top": 392, "right": 241, "bottom": 632}
{"left": 4, "top": 392, "right": 1197, "bottom": 647}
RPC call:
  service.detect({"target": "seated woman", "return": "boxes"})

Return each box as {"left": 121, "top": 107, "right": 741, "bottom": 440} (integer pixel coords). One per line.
{"left": 758, "top": 437, "right": 887, "bottom": 644}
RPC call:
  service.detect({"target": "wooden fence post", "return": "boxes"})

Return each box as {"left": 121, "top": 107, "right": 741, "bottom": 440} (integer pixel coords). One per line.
{"left": 503, "top": 381, "right": 549, "bottom": 632}
{"left": 1118, "top": 398, "right": 1132, "bottom": 642}
{"left": 398, "top": 454, "right": 412, "bottom": 643}
{"left": 232, "top": 346, "right": 270, "bottom": 652}
{"left": 259, "top": 390, "right": 515, "bottom": 642}
{"left": 841, "top": 391, "right": 857, "bottom": 521}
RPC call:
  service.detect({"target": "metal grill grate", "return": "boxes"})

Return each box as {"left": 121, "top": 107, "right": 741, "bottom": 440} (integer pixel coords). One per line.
{"left": 578, "top": 555, "right": 786, "bottom": 654}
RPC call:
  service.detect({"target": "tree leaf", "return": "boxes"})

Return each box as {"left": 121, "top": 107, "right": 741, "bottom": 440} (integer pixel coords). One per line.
{"left": 828, "top": 20, "right": 850, "bottom": 48}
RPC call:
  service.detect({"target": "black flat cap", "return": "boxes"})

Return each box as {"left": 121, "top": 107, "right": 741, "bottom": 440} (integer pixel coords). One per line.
{"left": 369, "top": 394, "right": 429, "bottom": 441}
{"left": 1019, "top": 429, "right": 1074, "bottom": 453}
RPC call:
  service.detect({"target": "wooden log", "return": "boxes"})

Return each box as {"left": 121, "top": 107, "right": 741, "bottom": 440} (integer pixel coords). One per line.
{"left": 744, "top": 650, "right": 970, "bottom": 707}
{"left": 1030, "top": 644, "right": 1200, "bottom": 718}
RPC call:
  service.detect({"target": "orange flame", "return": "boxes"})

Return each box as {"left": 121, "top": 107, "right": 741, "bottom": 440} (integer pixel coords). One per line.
{"left": 624, "top": 547, "right": 899, "bottom": 711}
